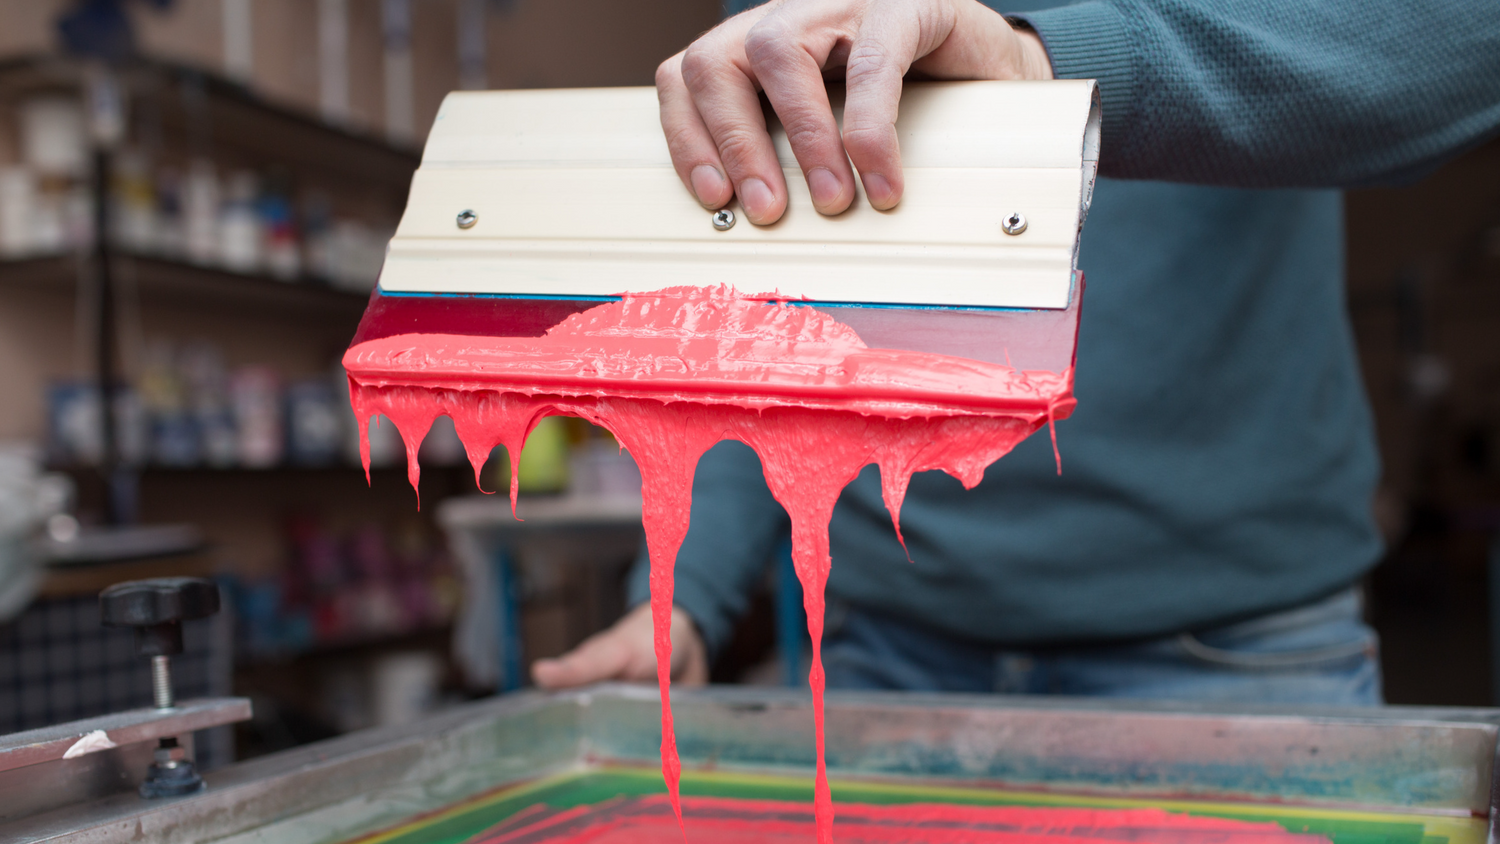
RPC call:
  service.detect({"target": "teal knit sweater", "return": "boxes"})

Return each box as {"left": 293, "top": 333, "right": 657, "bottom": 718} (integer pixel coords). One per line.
{"left": 630, "top": 0, "right": 1500, "bottom": 654}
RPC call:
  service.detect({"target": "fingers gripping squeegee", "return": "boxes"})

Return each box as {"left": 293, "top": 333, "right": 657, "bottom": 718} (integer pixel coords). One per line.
{"left": 346, "top": 80, "right": 1100, "bottom": 434}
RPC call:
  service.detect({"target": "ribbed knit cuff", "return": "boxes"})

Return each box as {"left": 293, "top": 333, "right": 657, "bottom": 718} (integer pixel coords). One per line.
{"left": 624, "top": 553, "right": 735, "bottom": 657}
{"left": 1011, "top": 2, "right": 1137, "bottom": 159}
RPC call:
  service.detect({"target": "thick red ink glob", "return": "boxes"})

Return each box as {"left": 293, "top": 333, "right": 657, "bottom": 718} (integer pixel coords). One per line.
{"left": 345, "top": 286, "right": 1076, "bottom": 844}
{"left": 466, "top": 795, "right": 1333, "bottom": 844}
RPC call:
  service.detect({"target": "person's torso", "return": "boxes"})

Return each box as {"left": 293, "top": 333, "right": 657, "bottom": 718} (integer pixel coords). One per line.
{"left": 727, "top": 0, "right": 1384, "bottom": 644}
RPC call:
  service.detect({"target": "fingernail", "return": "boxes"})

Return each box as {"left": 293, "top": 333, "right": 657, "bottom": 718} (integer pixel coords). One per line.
{"left": 739, "top": 177, "right": 775, "bottom": 222}
{"left": 690, "top": 165, "right": 725, "bottom": 206}
{"left": 863, "top": 173, "right": 895, "bottom": 208}
{"left": 807, "top": 167, "right": 843, "bottom": 210}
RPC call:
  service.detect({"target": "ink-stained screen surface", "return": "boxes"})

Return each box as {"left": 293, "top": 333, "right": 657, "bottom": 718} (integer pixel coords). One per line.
{"left": 340, "top": 767, "right": 1482, "bottom": 844}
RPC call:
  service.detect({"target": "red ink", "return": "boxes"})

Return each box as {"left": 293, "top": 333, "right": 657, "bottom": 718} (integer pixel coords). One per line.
{"left": 465, "top": 795, "right": 1333, "bottom": 844}
{"left": 345, "top": 286, "right": 1075, "bottom": 844}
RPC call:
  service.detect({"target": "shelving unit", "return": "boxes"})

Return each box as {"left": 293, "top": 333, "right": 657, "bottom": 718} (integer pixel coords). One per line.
{"left": 0, "top": 54, "right": 465, "bottom": 757}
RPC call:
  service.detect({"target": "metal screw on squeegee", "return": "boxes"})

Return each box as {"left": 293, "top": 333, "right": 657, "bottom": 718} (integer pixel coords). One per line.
{"left": 456, "top": 209, "right": 478, "bottom": 229}
{"left": 712, "top": 208, "right": 735, "bottom": 231}
{"left": 1002, "top": 212, "right": 1028, "bottom": 236}
{"left": 100, "top": 577, "right": 221, "bottom": 798}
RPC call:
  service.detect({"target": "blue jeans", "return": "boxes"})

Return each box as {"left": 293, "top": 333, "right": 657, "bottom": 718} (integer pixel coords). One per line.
{"left": 821, "top": 588, "right": 1382, "bottom": 705}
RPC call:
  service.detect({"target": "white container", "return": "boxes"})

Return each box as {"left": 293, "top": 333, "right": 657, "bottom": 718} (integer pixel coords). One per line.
{"left": 0, "top": 445, "right": 71, "bottom": 622}
{"left": 111, "top": 150, "right": 158, "bottom": 252}
{"left": 371, "top": 651, "right": 442, "bottom": 727}
{"left": 0, "top": 167, "right": 36, "bottom": 257}
{"left": 19, "top": 98, "right": 87, "bottom": 178}
{"left": 231, "top": 367, "right": 283, "bottom": 467}
{"left": 183, "top": 159, "right": 221, "bottom": 264}
{"left": 219, "top": 170, "right": 262, "bottom": 273}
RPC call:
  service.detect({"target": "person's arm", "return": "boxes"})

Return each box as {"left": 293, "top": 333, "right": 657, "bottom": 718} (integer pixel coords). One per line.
{"left": 1014, "top": 0, "right": 1500, "bottom": 188}
{"left": 658, "top": 0, "right": 1499, "bottom": 224}
{"left": 533, "top": 441, "right": 790, "bottom": 688}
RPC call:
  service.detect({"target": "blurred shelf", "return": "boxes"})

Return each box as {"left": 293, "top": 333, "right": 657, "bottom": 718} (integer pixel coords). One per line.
{"left": 440, "top": 493, "right": 643, "bottom": 531}
{"left": 38, "top": 551, "right": 217, "bottom": 599}
{"left": 235, "top": 625, "right": 453, "bottom": 668}
{"left": 0, "top": 253, "right": 372, "bottom": 317}
{"left": 39, "top": 522, "right": 206, "bottom": 566}
{"left": 48, "top": 463, "right": 472, "bottom": 477}
{"left": 0, "top": 54, "right": 420, "bottom": 189}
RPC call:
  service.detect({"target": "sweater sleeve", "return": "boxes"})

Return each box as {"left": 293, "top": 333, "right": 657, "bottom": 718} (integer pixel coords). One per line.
{"left": 626, "top": 440, "right": 790, "bottom": 657}
{"left": 1013, "top": 0, "right": 1500, "bottom": 188}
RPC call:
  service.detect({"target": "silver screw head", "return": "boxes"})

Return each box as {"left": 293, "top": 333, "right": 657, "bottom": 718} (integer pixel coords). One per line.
{"left": 712, "top": 208, "right": 735, "bottom": 231}
{"left": 456, "top": 209, "right": 478, "bottom": 229}
{"left": 1002, "top": 212, "right": 1027, "bottom": 236}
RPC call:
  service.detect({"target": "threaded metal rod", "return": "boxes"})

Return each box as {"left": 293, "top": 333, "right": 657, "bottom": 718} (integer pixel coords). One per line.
{"left": 151, "top": 655, "right": 173, "bottom": 710}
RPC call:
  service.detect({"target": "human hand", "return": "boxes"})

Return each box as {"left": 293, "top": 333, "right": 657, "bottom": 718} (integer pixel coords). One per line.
{"left": 656, "top": 0, "right": 1053, "bottom": 225}
{"left": 531, "top": 602, "right": 709, "bottom": 689}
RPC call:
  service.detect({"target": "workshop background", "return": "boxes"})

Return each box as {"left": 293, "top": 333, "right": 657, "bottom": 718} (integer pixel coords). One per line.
{"left": 0, "top": 0, "right": 1496, "bottom": 767}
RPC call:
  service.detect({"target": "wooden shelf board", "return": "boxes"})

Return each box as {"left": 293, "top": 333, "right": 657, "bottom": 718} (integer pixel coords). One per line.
{"left": 50, "top": 463, "right": 473, "bottom": 477}
{"left": 0, "top": 54, "right": 420, "bottom": 189}
{"left": 0, "top": 253, "right": 372, "bottom": 317}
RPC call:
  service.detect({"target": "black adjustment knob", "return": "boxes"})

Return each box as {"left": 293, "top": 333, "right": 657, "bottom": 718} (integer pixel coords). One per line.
{"left": 98, "top": 577, "right": 220, "bottom": 797}
{"left": 101, "top": 577, "right": 220, "bottom": 657}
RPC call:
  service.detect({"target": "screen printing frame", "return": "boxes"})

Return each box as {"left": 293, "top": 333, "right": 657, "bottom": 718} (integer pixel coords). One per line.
{"left": 9, "top": 685, "right": 1500, "bottom": 844}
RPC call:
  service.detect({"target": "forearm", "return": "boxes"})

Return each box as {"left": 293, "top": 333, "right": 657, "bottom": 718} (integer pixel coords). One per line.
{"left": 1016, "top": 0, "right": 1500, "bottom": 188}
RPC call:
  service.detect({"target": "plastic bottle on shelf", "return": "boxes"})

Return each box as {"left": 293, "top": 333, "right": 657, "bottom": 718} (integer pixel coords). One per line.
{"left": 17, "top": 96, "right": 89, "bottom": 255}
{"left": 183, "top": 159, "right": 220, "bottom": 265}
{"left": 111, "top": 150, "right": 158, "bottom": 252}
{"left": 231, "top": 366, "right": 283, "bottom": 467}
{"left": 139, "top": 339, "right": 199, "bottom": 467}
{"left": 60, "top": 182, "right": 92, "bottom": 252}
{"left": 258, "top": 172, "right": 300, "bottom": 280}
{"left": 18, "top": 97, "right": 86, "bottom": 179}
{"left": 371, "top": 652, "right": 441, "bottom": 727}
{"left": 300, "top": 192, "right": 333, "bottom": 281}
{"left": 325, "top": 219, "right": 392, "bottom": 292}
{"left": 45, "top": 382, "right": 147, "bottom": 468}
{"left": 26, "top": 175, "right": 78, "bottom": 254}
{"left": 180, "top": 341, "right": 236, "bottom": 468}
{"left": 0, "top": 167, "right": 36, "bottom": 257}
{"left": 153, "top": 167, "right": 186, "bottom": 260}
{"left": 287, "top": 379, "right": 343, "bottom": 465}
{"left": 219, "top": 170, "right": 263, "bottom": 273}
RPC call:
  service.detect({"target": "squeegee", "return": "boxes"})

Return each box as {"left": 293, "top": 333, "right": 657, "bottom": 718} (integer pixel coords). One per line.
{"left": 345, "top": 80, "right": 1099, "bottom": 430}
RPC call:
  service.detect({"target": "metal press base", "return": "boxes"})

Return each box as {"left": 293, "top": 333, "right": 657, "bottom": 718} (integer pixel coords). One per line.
{"left": 7, "top": 685, "right": 1500, "bottom": 843}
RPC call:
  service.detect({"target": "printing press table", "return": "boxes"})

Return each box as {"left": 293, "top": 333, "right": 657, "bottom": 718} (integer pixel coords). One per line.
{"left": 5, "top": 684, "right": 1500, "bottom": 843}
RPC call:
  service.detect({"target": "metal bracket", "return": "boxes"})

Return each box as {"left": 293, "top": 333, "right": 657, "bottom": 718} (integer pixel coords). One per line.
{"left": 0, "top": 698, "right": 251, "bottom": 822}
